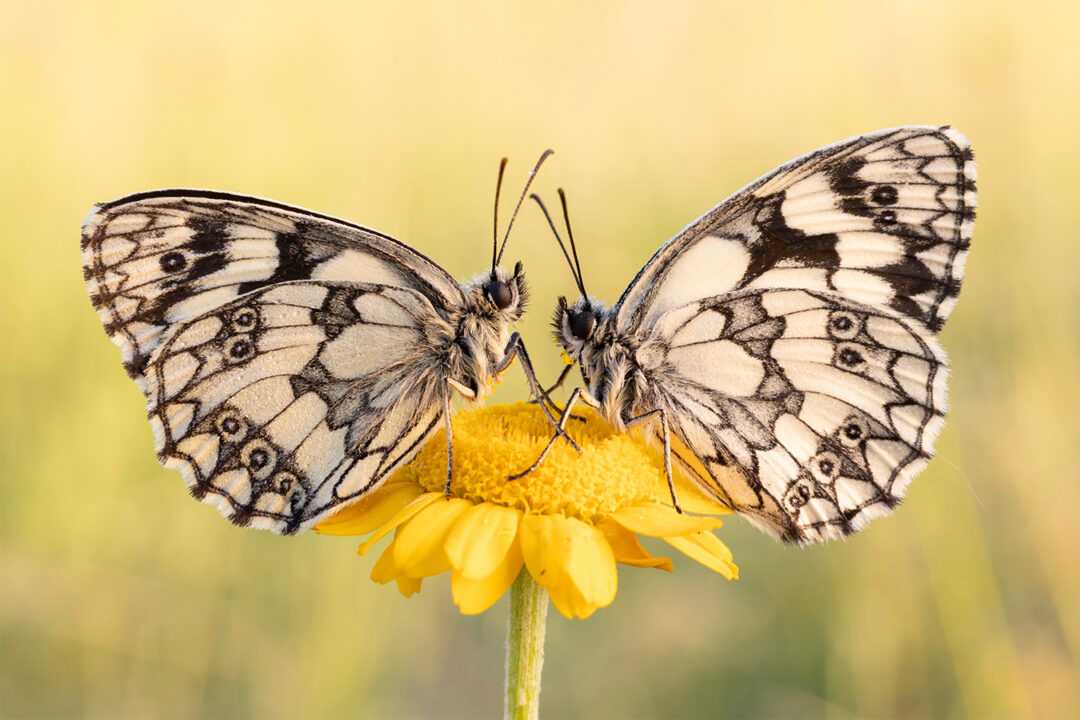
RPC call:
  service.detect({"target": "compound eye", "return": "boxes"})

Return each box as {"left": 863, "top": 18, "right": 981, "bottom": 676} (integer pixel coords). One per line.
{"left": 487, "top": 280, "right": 513, "bottom": 310}
{"left": 570, "top": 310, "right": 596, "bottom": 340}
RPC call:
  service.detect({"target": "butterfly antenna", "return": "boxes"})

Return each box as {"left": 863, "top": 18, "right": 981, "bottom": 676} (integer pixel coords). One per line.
{"left": 529, "top": 193, "right": 584, "bottom": 295}
{"left": 491, "top": 157, "right": 508, "bottom": 276}
{"left": 558, "top": 188, "right": 587, "bottom": 297}
{"left": 495, "top": 149, "right": 554, "bottom": 265}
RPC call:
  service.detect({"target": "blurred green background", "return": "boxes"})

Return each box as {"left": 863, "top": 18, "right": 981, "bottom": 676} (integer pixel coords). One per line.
{"left": 3, "top": 1, "right": 1078, "bottom": 717}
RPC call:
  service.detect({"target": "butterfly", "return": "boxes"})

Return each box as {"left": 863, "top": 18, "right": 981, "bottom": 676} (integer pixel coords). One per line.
{"left": 533, "top": 126, "right": 975, "bottom": 544}
{"left": 81, "top": 152, "right": 572, "bottom": 534}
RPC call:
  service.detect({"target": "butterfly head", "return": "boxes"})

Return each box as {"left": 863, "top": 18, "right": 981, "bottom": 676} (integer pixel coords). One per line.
{"left": 530, "top": 187, "right": 610, "bottom": 360}
{"left": 468, "top": 261, "right": 529, "bottom": 321}
{"left": 553, "top": 295, "right": 609, "bottom": 361}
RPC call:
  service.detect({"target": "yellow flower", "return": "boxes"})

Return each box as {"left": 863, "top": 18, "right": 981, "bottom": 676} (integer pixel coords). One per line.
{"left": 316, "top": 403, "right": 738, "bottom": 619}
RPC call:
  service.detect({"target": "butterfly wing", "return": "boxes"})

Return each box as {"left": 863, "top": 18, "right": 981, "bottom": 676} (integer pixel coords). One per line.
{"left": 612, "top": 127, "right": 975, "bottom": 542}
{"left": 142, "top": 281, "right": 449, "bottom": 533}
{"left": 615, "top": 126, "right": 975, "bottom": 336}
{"left": 649, "top": 288, "right": 947, "bottom": 543}
{"left": 82, "top": 190, "right": 465, "bottom": 389}
{"left": 82, "top": 191, "right": 466, "bottom": 533}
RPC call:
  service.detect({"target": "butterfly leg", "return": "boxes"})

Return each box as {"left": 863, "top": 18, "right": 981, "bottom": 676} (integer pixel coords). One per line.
{"left": 526, "top": 363, "right": 571, "bottom": 404}
{"left": 495, "top": 332, "right": 581, "bottom": 452}
{"left": 623, "top": 408, "right": 682, "bottom": 514}
{"left": 444, "top": 377, "right": 478, "bottom": 496}
{"left": 507, "top": 386, "right": 600, "bottom": 480}
{"left": 525, "top": 363, "right": 587, "bottom": 422}
{"left": 542, "top": 363, "right": 573, "bottom": 397}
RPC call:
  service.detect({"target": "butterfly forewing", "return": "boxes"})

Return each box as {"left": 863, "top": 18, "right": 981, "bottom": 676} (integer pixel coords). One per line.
{"left": 615, "top": 126, "right": 975, "bottom": 336}
{"left": 82, "top": 190, "right": 464, "bottom": 390}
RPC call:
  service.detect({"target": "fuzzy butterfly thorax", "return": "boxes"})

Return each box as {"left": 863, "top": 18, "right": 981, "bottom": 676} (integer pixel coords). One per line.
{"left": 555, "top": 296, "right": 646, "bottom": 432}
{"left": 452, "top": 264, "right": 529, "bottom": 400}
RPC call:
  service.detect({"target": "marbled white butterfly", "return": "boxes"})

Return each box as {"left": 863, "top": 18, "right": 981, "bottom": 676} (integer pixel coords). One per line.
{"left": 536, "top": 127, "right": 975, "bottom": 544}
{"left": 81, "top": 153, "right": 570, "bottom": 534}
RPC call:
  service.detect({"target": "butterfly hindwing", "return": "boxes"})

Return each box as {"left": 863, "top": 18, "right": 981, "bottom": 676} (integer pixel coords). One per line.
{"left": 143, "top": 280, "right": 451, "bottom": 533}
{"left": 82, "top": 190, "right": 464, "bottom": 390}
{"left": 652, "top": 287, "right": 947, "bottom": 542}
{"left": 615, "top": 126, "right": 975, "bottom": 335}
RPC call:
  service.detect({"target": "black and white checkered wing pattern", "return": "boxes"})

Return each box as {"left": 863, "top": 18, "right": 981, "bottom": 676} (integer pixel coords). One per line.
{"left": 651, "top": 288, "right": 947, "bottom": 543}
{"left": 612, "top": 127, "right": 975, "bottom": 543}
{"left": 615, "top": 126, "right": 975, "bottom": 336}
{"left": 141, "top": 281, "right": 448, "bottom": 533}
{"left": 82, "top": 190, "right": 464, "bottom": 391}
{"left": 82, "top": 191, "right": 466, "bottom": 533}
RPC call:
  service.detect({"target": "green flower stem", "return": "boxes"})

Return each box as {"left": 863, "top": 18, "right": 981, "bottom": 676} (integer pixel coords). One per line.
{"left": 504, "top": 569, "right": 548, "bottom": 720}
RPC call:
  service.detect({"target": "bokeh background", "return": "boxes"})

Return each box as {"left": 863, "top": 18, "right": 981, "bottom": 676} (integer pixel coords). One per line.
{"left": 3, "top": 1, "right": 1078, "bottom": 717}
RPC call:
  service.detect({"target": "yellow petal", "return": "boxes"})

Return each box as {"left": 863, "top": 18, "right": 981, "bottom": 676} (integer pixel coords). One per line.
{"left": 664, "top": 531, "right": 739, "bottom": 579}
{"left": 315, "top": 481, "right": 424, "bottom": 536}
{"left": 547, "top": 575, "right": 589, "bottom": 619}
{"left": 562, "top": 520, "right": 617, "bottom": 608}
{"left": 395, "top": 576, "right": 422, "bottom": 597}
{"left": 668, "top": 487, "right": 732, "bottom": 516}
{"left": 610, "top": 502, "right": 723, "bottom": 537}
{"left": 357, "top": 492, "right": 443, "bottom": 556}
{"left": 520, "top": 513, "right": 617, "bottom": 619}
{"left": 452, "top": 537, "right": 525, "bottom": 615}
{"left": 370, "top": 539, "right": 402, "bottom": 585}
{"left": 393, "top": 498, "right": 473, "bottom": 578}
{"left": 549, "top": 574, "right": 615, "bottom": 620}
{"left": 666, "top": 433, "right": 737, "bottom": 515}
{"left": 694, "top": 528, "right": 735, "bottom": 564}
{"left": 519, "top": 513, "right": 573, "bottom": 589}
{"left": 444, "top": 502, "right": 523, "bottom": 579}
{"left": 597, "top": 518, "right": 674, "bottom": 571}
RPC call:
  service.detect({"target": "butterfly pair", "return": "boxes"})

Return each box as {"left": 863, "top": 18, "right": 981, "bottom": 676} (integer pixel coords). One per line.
{"left": 82, "top": 126, "right": 975, "bottom": 544}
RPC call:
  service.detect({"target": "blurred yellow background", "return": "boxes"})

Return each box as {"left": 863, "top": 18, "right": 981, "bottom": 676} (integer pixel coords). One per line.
{"left": 3, "top": 1, "right": 1078, "bottom": 717}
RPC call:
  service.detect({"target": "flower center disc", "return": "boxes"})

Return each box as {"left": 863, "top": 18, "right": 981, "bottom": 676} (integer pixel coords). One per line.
{"left": 397, "top": 403, "right": 683, "bottom": 522}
